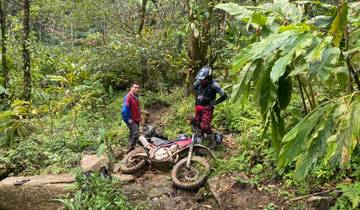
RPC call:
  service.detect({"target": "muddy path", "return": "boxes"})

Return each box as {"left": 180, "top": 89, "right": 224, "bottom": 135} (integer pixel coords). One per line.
{"left": 0, "top": 106, "right": 321, "bottom": 210}
{"left": 122, "top": 170, "right": 218, "bottom": 210}
{"left": 119, "top": 106, "right": 283, "bottom": 210}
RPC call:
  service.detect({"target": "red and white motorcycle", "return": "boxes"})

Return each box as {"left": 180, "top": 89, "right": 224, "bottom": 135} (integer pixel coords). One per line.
{"left": 120, "top": 126, "right": 220, "bottom": 190}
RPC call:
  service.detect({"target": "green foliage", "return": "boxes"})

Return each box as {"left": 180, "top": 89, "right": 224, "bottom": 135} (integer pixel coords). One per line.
{"left": 0, "top": 1, "right": 359, "bottom": 208}
{"left": 263, "top": 203, "right": 277, "bottom": 210}
{"left": 214, "top": 154, "right": 248, "bottom": 175}
{"left": 349, "top": 146, "right": 360, "bottom": 181}
{"left": 329, "top": 1, "right": 348, "bottom": 48}
{"left": 213, "top": 100, "right": 261, "bottom": 133}
{"left": 0, "top": 138, "right": 45, "bottom": 174}
{"left": 161, "top": 91, "right": 193, "bottom": 138}
{"left": 0, "top": 79, "right": 123, "bottom": 175}
{"left": 278, "top": 92, "right": 360, "bottom": 179}
{"left": 141, "top": 90, "right": 171, "bottom": 109}
{"left": 0, "top": 134, "right": 80, "bottom": 175}
{"left": 217, "top": 0, "right": 360, "bottom": 180}
{"left": 0, "top": 100, "right": 34, "bottom": 146}
{"left": 58, "top": 172, "right": 134, "bottom": 210}
{"left": 332, "top": 182, "right": 360, "bottom": 210}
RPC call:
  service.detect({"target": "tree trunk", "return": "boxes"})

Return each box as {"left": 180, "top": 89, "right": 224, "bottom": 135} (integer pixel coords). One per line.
{"left": 0, "top": 0, "right": 9, "bottom": 90}
{"left": 22, "top": 0, "right": 31, "bottom": 101}
{"left": 140, "top": 55, "right": 149, "bottom": 89}
{"left": 185, "top": 0, "right": 213, "bottom": 95}
{"left": 138, "top": 0, "right": 148, "bottom": 35}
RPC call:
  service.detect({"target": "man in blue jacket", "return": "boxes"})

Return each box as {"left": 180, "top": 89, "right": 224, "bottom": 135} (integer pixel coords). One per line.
{"left": 122, "top": 83, "right": 141, "bottom": 153}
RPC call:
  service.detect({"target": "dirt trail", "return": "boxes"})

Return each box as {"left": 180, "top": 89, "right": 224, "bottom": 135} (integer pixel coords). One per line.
{"left": 120, "top": 105, "right": 282, "bottom": 210}
{"left": 122, "top": 170, "right": 219, "bottom": 210}
{"left": 0, "top": 105, "right": 286, "bottom": 210}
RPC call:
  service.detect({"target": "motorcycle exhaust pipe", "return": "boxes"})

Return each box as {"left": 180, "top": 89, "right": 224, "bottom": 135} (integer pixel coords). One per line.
{"left": 139, "top": 135, "right": 150, "bottom": 148}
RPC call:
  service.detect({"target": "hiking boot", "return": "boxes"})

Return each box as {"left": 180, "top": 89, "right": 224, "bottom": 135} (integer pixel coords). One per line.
{"left": 126, "top": 146, "right": 135, "bottom": 153}
{"left": 208, "top": 141, "right": 218, "bottom": 150}
{"left": 207, "top": 133, "right": 217, "bottom": 150}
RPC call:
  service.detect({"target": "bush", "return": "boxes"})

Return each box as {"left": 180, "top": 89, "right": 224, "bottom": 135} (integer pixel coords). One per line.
{"left": 161, "top": 95, "right": 193, "bottom": 138}
{"left": 213, "top": 101, "right": 261, "bottom": 133}
{"left": 58, "top": 172, "right": 134, "bottom": 210}
{"left": 332, "top": 182, "right": 360, "bottom": 210}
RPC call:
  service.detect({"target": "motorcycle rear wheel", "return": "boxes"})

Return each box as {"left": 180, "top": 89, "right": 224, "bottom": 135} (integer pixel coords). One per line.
{"left": 120, "top": 147, "right": 148, "bottom": 174}
{"left": 171, "top": 156, "right": 210, "bottom": 190}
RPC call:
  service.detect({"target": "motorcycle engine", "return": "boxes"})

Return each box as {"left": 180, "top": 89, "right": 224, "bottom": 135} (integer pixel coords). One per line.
{"left": 153, "top": 147, "right": 171, "bottom": 161}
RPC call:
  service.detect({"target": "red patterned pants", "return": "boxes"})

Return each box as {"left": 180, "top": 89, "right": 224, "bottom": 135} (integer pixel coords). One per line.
{"left": 194, "top": 105, "right": 214, "bottom": 135}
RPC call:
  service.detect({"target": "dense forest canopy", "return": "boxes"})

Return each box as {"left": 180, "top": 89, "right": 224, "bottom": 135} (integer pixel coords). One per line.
{"left": 0, "top": 0, "right": 360, "bottom": 209}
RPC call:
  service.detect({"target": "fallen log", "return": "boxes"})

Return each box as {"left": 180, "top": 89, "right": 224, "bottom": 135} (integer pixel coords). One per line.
{"left": 0, "top": 174, "right": 75, "bottom": 210}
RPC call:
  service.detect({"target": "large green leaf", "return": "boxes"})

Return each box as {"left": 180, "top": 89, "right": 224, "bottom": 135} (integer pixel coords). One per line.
{"left": 259, "top": 0, "right": 303, "bottom": 24}
{"left": 277, "top": 73, "right": 292, "bottom": 110}
{"left": 305, "top": 37, "right": 331, "bottom": 63}
{"left": 231, "top": 64, "right": 254, "bottom": 103}
{"left": 255, "top": 63, "right": 276, "bottom": 118}
{"left": 294, "top": 115, "right": 333, "bottom": 179}
{"left": 215, "top": 3, "right": 252, "bottom": 20}
{"left": 271, "top": 32, "right": 312, "bottom": 83}
{"left": 307, "top": 15, "right": 334, "bottom": 28}
{"left": 288, "top": 63, "right": 308, "bottom": 77}
{"left": 270, "top": 104, "right": 285, "bottom": 157}
{"left": 329, "top": 1, "right": 348, "bottom": 47}
{"left": 232, "top": 46, "right": 257, "bottom": 73}
{"left": 309, "top": 47, "right": 340, "bottom": 81}
{"left": 251, "top": 12, "right": 267, "bottom": 26}
{"left": 350, "top": 95, "right": 360, "bottom": 139}
{"left": 232, "top": 30, "right": 300, "bottom": 73}
{"left": 278, "top": 102, "right": 335, "bottom": 170}
{"left": 280, "top": 92, "right": 360, "bottom": 178}
{"left": 333, "top": 93, "right": 360, "bottom": 166}
{"left": 270, "top": 52, "right": 294, "bottom": 83}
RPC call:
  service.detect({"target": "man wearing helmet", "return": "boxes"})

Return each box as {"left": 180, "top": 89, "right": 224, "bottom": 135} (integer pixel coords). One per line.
{"left": 193, "top": 65, "right": 227, "bottom": 148}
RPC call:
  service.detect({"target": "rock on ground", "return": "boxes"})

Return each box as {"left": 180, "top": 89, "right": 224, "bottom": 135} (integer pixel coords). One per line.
{"left": 80, "top": 154, "right": 109, "bottom": 172}
{"left": 0, "top": 174, "right": 75, "bottom": 210}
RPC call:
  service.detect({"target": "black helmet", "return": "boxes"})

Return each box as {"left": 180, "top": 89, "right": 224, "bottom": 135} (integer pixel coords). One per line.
{"left": 195, "top": 65, "right": 212, "bottom": 80}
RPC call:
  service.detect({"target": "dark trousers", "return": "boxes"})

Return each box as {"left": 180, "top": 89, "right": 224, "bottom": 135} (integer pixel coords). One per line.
{"left": 126, "top": 122, "right": 139, "bottom": 148}
{"left": 194, "top": 105, "right": 214, "bottom": 135}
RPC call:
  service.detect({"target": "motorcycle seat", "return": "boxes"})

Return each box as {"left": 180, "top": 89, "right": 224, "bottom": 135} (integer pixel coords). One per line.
{"left": 151, "top": 137, "right": 171, "bottom": 146}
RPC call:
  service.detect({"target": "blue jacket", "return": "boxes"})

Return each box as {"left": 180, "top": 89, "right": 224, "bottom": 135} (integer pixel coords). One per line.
{"left": 121, "top": 92, "right": 141, "bottom": 124}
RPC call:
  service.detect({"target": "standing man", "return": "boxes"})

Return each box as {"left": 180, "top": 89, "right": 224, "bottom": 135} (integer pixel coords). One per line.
{"left": 194, "top": 65, "right": 227, "bottom": 148}
{"left": 122, "top": 83, "right": 141, "bottom": 153}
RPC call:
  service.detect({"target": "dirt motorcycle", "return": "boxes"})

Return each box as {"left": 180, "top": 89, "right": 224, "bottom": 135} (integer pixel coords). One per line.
{"left": 120, "top": 126, "right": 219, "bottom": 190}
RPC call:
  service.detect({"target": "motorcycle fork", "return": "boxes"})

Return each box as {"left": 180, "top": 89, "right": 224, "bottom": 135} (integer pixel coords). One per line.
{"left": 186, "top": 134, "right": 195, "bottom": 168}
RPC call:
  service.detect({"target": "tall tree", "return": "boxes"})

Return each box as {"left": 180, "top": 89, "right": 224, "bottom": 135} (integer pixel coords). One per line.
{"left": 138, "top": 0, "right": 148, "bottom": 35}
{"left": 22, "top": 0, "right": 31, "bottom": 101}
{"left": 185, "top": 0, "right": 213, "bottom": 95}
{"left": 0, "top": 0, "right": 8, "bottom": 90}
{"left": 138, "top": 0, "right": 149, "bottom": 89}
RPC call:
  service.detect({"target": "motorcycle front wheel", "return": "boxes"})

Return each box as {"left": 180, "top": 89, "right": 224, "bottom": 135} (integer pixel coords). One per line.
{"left": 120, "top": 147, "right": 148, "bottom": 174}
{"left": 171, "top": 156, "right": 210, "bottom": 190}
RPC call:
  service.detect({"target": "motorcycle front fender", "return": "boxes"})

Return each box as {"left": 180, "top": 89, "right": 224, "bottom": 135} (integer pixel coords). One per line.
{"left": 193, "top": 144, "right": 216, "bottom": 160}
{"left": 174, "top": 144, "right": 216, "bottom": 160}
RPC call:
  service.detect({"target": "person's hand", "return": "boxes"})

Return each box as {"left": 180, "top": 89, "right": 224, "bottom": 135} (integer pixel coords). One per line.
{"left": 128, "top": 119, "right": 134, "bottom": 124}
